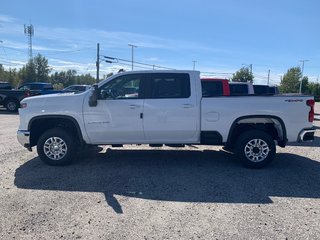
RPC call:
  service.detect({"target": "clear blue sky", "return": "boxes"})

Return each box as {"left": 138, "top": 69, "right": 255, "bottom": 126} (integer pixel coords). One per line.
{"left": 1, "top": 0, "right": 320, "bottom": 84}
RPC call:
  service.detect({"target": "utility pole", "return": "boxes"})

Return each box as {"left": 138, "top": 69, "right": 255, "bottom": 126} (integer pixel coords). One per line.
{"left": 24, "top": 24, "right": 34, "bottom": 61}
{"left": 0, "top": 41, "right": 2, "bottom": 65}
{"left": 192, "top": 61, "right": 196, "bottom": 71}
{"left": 128, "top": 44, "right": 137, "bottom": 71}
{"left": 299, "top": 59, "right": 309, "bottom": 94}
{"left": 96, "top": 43, "right": 100, "bottom": 83}
{"left": 267, "top": 69, "right": 270, "bottom": 85}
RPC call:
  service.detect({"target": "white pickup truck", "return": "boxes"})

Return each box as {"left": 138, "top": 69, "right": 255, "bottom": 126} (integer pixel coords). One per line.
{"left": 17, "top": 70, "right": 315, "bottom": 168}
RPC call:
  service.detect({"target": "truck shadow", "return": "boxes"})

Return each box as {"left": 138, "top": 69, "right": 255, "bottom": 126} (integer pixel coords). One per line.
{"left": 287, "top": 136, "right": 320, "bottom": 147}
{"left": 14, "top": 149, "right": 320, "bottom": 214}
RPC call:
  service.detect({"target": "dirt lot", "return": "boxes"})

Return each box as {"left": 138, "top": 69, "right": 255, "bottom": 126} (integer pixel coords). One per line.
{"left": 0, "top": 104, "right": 319, "bottom": 239}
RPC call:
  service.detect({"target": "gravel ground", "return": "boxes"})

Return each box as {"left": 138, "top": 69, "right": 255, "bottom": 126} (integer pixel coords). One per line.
{"left": 0, "top": 104, "right": 319, "bottom": 240}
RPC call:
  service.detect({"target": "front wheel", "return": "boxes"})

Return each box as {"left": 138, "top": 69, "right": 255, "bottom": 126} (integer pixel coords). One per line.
{"left": 235, "top": 130, "right": 276, "bottom": 168}
{"left": 37, "top": 128, "right": 76, "bottom": 166}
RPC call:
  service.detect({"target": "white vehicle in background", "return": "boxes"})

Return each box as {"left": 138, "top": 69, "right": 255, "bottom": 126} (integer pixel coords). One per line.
{"left": 17, "top": 70, "right": 315, "bottom": 168}
{"left": 63, "top": 85, "right": 91, "bottom": 93}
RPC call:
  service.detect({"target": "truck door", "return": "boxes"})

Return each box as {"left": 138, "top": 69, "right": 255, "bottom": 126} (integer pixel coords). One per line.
{"left": 142, "top": 73, "right": 199, "bottom": 143}
{"left": 83, "top": 74, "right": 144, "bottom": 144}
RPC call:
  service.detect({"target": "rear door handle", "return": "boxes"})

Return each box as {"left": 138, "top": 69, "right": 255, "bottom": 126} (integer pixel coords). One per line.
{"left": 129, "top": 104, "right": 140, "bottom": 109}
{"left": 183, "top": 104, "right": 194, "bottom": 108}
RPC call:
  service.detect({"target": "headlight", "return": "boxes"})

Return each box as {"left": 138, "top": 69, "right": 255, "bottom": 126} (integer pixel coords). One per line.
{"left": 20, "top": 102, "right": 27, "bottom": 109}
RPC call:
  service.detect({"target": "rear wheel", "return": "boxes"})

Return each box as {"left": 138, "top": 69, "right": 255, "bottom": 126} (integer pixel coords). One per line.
{"left": 5, "top": 99, "right": 19, "bottom": 112}
{"left": 235, "top": 130, "right": 276, "bottom": 168}
{"left": 37, "top": 128, "right": 76, "bottom": 166}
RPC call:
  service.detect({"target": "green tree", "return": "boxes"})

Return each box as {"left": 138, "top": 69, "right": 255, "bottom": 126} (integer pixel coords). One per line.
{"left": 7, "top": 68, "right": 22, "bottom": 87}
{"left": 279, "top": 67, "right": 308, "bottom": 94}
{"left": 34, "top": 54, "right": 51, "bottom": 82}
{"left": 232, "top": 67, "right": 254, "bottom": 82}
{"left": 19, "top": 54, "right": 51, "bottom": 83}
{"left": 0, "top": 64, "right": 5, "bottom": 81}
{"left": 308, "top": 82, "right": 320, "bottom": 96}
{"left": 19, "top": 60, "right": 36, "bottom": 83}
{"left": 0, "top": 64, "right": 22, "bottom": 88}
{"left": 49, "top": 70, "right": 96, "bottom": 88}
{"left": 75, "top": 73, "right": 96, "bottom": 85}
{"left": 301, "top": 77, "right": 309, "bottom": 94}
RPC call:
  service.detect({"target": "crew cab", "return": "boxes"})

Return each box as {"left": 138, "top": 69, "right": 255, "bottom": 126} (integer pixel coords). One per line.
{"left": 17, "top": 70, "right": 315, "bottom": 168}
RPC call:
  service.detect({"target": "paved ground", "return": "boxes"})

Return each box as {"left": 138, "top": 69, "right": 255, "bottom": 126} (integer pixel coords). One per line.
{"left": 0, "top": 104, "right": 319, "bottom": 239}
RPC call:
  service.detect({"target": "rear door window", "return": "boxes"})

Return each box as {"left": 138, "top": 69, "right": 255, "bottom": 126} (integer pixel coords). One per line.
{"left": 145, "top": 73, "right": 190, "bottom": 99}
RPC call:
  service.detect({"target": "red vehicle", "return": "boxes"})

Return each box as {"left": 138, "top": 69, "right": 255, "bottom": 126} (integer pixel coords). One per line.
{"left": 200, "top": 78, "right": 230, "bottom": 97}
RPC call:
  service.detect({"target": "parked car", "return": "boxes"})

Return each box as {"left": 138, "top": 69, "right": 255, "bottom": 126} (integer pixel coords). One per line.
{"left": 18, "top": 82, "right": 64, "bottom": 96}
{"left": 0, "top": 88, "right": 30, "bottom": 112}
{"left": 18, "top": 70, "right": 315, "bottom": 168}
{"left": 201, "top": 78, "right": 230, "bottom": 96}
{"left": 0, "top": 82, "right": 13, "bottom": 90}
{"left": 253, "top": 85, "right": 279, "bottom": 95}
{"left": 63, "top": 85, "right": 91, "bottom": 93}
{"left": 229, "top": 82, "right": 254, "bottom": 95}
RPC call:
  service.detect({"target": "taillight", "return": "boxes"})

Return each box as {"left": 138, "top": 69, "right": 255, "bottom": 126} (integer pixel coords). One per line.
{"left": 306, "top": 99, "right": 315, "bottom": 122}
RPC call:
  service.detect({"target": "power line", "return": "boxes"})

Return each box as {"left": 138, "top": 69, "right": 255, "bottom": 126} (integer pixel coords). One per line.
{"left": 102, "top": 55, "right": 175, "bottom": 70}
{"left": 201, "top": 71, "right": 234, "bottom": 75}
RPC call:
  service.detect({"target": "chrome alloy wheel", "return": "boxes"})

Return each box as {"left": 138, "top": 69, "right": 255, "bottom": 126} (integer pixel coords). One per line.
{"left": 244, "top": 138, "right": 270, "bottom": 162}
{"left": 43, "top": 137, "right": 68, "bottom": 161}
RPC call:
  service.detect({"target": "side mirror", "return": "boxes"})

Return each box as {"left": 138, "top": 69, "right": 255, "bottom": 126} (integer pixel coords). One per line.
{"left": 88, "top": 84, "right": 98, "bottom": 107}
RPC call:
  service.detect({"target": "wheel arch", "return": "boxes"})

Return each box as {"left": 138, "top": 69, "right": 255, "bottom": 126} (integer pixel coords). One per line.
{"left": 226, "top": 115, "right": 287, "bottom": 148}
{"left": 28, "top": 115, "right": 84, "bottom": 147}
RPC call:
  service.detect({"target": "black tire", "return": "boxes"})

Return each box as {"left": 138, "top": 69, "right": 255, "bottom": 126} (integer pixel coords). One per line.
{"left": 235, "top": 130, "right": 276, "bottom": 168}
{"left": 5, "top": 99, "right": 19, "bottom": 112}
{"left": 37, "top": 128, "right": 76, "bottom": 166}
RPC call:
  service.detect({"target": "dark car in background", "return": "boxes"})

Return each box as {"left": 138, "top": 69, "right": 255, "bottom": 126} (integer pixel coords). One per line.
{"left": 200, "top": 78, "right": 230, "bottom": 97}
{"left": 253, "top": 85, "right": 279, "bottom": 95}
{"left": 229, "top": 82, "right": 255, "bottom": 95}
{"left": 0, "top": 82, "right": 30, "bottom": 112}
{"left": 18, "top": 82, "right": 64, "bottom": 96}
{"left": 0, "top": 82, "right": 13, "bottom": 90}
